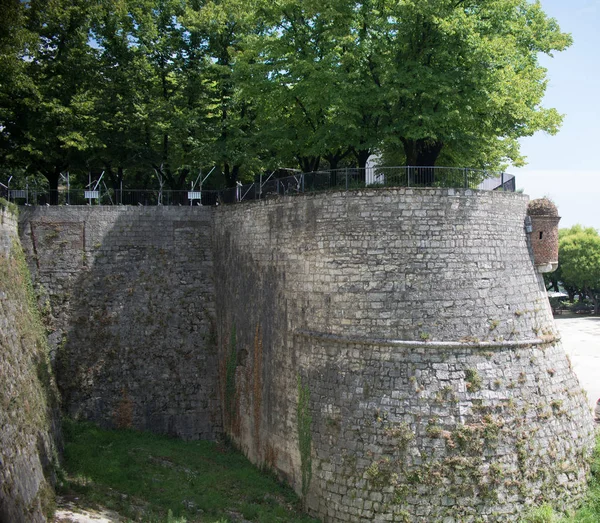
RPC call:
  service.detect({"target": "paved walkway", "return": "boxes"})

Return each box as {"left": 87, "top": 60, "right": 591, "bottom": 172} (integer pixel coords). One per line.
{"left": 555, "top": 314, "right": 600, "bottom": 411}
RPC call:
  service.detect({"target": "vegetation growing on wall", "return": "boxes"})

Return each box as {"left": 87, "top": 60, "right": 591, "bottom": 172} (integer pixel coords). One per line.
{"left": 297, "top": 375, "right": 313, "bottom": 501}
{"left": 0, "top": 231, "right": 60, "bottom": 520}
{"left": 0, "top": 197, "right": 18, "bottom": 216}
{"left": 223, "top": 324, "right": 238, "bottom": 432}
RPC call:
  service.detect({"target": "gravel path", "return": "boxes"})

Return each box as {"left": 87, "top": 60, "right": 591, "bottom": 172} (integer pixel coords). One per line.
{"left": 53, "top": 496, "right": 122, "bottom": 523}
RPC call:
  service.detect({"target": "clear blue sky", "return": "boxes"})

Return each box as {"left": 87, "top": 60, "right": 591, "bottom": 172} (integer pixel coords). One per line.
{"left": 515, "top": 0, "right": 600, "bottom": 231}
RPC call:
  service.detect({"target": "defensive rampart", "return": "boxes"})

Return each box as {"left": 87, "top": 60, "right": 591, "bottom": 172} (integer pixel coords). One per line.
{"left": 11, "top": 189, "right": 596, "bottom": 522}
{"left": 1, "top": 202, "right": 60, "bottom": 523}
{"left": 18, "top": 206, "right": 220, "bottom": 440}
{"left": 212, "top": 188, "right": 594, "bottom": 521}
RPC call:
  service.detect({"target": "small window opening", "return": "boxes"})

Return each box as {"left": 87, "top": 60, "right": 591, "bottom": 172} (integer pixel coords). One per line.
{"left": 539, "top": 231, "right": 544, "bottom": 240}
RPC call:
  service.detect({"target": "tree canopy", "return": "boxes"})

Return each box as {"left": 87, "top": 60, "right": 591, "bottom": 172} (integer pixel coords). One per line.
{"left": 0, "top": 0, "right": 571, "bottom": 193}
{"left": 551, "top": 225, "right": 600, "bottom": 314}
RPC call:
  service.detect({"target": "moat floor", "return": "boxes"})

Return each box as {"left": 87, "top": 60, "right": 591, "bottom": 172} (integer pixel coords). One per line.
{"left": 54, "top": 496, "right": 122, "bottom": 522}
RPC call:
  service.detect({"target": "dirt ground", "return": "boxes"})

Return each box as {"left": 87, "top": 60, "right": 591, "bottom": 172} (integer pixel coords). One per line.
{"left": 53, "top": 496, "right": 122, "bottom": 523}
{"left": 555, "top": 314, "right": 600, "bottom": 412}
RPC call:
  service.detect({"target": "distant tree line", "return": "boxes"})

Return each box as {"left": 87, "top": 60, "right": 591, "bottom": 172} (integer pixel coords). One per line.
{"left": 0, "top": 0, "right": 571, "bottom": 197}
{"left": 546, "top": 226, "right": 600, "bottom": 315}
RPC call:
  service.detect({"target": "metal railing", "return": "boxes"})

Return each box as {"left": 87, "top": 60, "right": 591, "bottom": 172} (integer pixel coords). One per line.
{"left": 5, "top": 166, "right": 515, "bottom": 206}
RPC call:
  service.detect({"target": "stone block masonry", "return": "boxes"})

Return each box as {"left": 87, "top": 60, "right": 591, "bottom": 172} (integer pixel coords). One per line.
{"left": 18, "top": 206, "right": 220, "bottom": 440}
{"left": 213, "top": 188, "right": 594, "bottom": 522}
{"left": 1, "top": 202, "right": 61, "bottom": 523}
{"left": 11, "top": 189, "right": 595, "bottom": 522}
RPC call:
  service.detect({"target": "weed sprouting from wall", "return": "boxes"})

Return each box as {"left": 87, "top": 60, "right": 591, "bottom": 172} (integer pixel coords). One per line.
{"left": 253, "top": 324, "right": 263, "bottom": 451}
{"left": 465, "top": 368, "right": 483, "bottom": 392}
{"left": 0, "top": 197, "right": 19, "bottom": 216}
{"left": 225, "top": 325, "right": 238, "bottom": 425}
{"left": 297, "top": 375, "right": 312, "bottom": 501}
{"left": 1, "top": 233, "right": 60, "bottom": 520}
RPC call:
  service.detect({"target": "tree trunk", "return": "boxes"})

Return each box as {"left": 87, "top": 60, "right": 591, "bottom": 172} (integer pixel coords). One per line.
{"left": 224, "top": 163, "right": 240, "bottom": 188}
{"left": 401, "top": 138, "right": 444, "bottom": 166}
{"left": 401, "top": 138, "right": 444, "bottom": 185}
{"left": 353, "top": 148, "right": 371, "bottom": 170}
{"left": 105, "top": 163, "right": 124, "bottom": 195}
{"left": 175, "top": 168, "right": 189, "bottom": 191}
{"left": 324, "top": 148, "right": 352, "bottom": 171}
{"left": 45, "top": 166, "right": 62, "bottom": 205}
{"left": 297, "top": 156, "right": 320, "bottom": 173}
{"left": 351, "top": 148, "right": 371, "bottom": 184}
{"left": 586, "top": 287, "right": 599, "bottom": 315}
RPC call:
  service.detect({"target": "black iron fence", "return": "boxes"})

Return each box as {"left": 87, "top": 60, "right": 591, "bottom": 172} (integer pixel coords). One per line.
{"left": 5, "top": 166, "right": 515, "bottom": 206}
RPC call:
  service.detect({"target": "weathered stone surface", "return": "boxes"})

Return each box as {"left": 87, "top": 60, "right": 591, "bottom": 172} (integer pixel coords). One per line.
{"left": 18, "top": 206, "right": 220, "bottom": 440}
{"left": 212, "top": 188, "right": 594, "bottom": 522}
{"left": 1, "top": 203, "right": 60, "bottom": 523}
{"left": 10, "top": 189, "right": 595, "bottom": 522}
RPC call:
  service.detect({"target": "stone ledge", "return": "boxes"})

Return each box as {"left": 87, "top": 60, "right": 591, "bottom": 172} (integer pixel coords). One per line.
{"left": 295, "top": 329, "right": 558, "bottom": 349}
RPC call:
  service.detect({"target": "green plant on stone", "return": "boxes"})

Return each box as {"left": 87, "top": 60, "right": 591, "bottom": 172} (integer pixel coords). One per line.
{"left": 225, "top": 325, "right": 237, "bottom": 420}
{"left": 465, "top": 368, "right": 482, "bottom": 392}
{"left": 0, "top": 197, "right": 19, "bottom": 215}
{"left": 365, "top": 461, "right": 380, "bottom": 481}
{"left": 521, "top": 503, "right": 558, "bottom": 523}
{"left": 297, "top": 376, "right": 312, "bottom": 501}
{"left": 426, "top": 419, "right": 443, "bottom": 439}
{"left": 384, "top": 423, "right": 414, "bottom": 451}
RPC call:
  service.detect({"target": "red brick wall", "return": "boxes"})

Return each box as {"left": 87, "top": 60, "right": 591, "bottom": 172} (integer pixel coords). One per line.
{"left": 530, "top": 215, "right": 560, "bottom": 266}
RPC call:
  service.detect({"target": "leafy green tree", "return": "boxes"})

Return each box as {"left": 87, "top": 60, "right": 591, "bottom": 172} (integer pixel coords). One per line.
{"left": 0, "top": 0, "right": 573, "bottom": 198}
{"left": 250, "top": 0, "right": 571, "bottom": 174}
{"left": 558, "top": 226, "right": 600, "bottom": 314}
{"left": 374, "top": 0, "right": 570, "bottom": 168}
{"left": 184, "top": 0, "right": 267, "bottom": 187}
{"left": 0, "top": 0, "right": 36, "bottom": 180}
{"left": 10, "top": 0, "right": 100, "bottom": 202}
{"left": 249, "top": 0, "right": 354, "bottom": 172}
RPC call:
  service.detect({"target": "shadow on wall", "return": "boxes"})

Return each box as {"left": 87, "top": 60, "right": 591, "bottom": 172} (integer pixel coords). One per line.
{"left": 23, "top": 207, "right": 221, "bottom": 440}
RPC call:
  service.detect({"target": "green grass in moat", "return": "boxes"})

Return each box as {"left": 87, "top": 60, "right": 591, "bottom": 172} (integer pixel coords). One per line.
{"left": 60, "top": 420, "right": 600, "bottom": 522}
{"left": 523, "top": 434, "right": 600, "bottom": 522}
{"left": 59, "top": 419, "right": 319, "bottom": 523}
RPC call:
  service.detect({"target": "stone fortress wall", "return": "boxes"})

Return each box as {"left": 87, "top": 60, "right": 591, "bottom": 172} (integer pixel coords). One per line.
{"left": 0, "top": 202, "right": 60, "bottom": 523}
{"left": 9, "top": 188, "right": 595, "bottom": 522}
{"left": 18, "top": 206, "right": 221, "bottom": 440}
{"left": 212, "top": 188, "right": 594, "bottom": 521}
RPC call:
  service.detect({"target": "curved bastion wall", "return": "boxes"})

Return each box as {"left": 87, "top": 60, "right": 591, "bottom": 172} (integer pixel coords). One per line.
{"left": 212, "top": 188, "right": 595, "bottom": 522}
